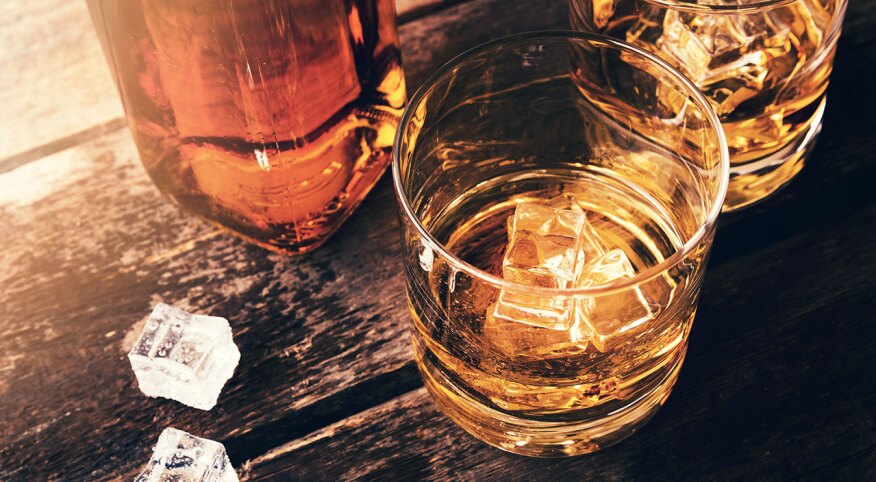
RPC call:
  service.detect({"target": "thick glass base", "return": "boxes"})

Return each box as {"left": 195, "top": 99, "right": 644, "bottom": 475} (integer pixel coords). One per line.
{"left": 723, "top": 98, "right": 826, "bottom": 212}
{"left": 413, "top": 333, "right": 686, "bottom": 457}
{"left": 190, "top": 147, "right": 392, "bottom": 257}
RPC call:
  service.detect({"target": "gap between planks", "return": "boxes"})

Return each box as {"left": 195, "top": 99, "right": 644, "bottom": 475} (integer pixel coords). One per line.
{"left": 239, "top": 387, "right": 432, "bottom": 480}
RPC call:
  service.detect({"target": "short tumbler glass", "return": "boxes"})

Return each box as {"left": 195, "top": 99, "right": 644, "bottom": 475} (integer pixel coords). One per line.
{"left": 393, "top": 32, "right": 729, "bottom": 457}
{"left": 572, "top": 0, "right": 848, "bottom": 210}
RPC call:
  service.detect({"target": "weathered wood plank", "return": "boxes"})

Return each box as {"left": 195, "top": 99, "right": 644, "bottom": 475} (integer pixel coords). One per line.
{"left": 0, "top": 0, "right": 464, "bottom": 163}
{"left": 239, "top": 205, "right": 876, "bottom": 481}
{"left": 0, "top": 0, "right": 570, "bottom": 480}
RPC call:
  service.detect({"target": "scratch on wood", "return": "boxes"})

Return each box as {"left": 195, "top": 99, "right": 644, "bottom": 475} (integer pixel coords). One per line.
{"left": 142, "top": 231, "right": 224, "bottom": 265}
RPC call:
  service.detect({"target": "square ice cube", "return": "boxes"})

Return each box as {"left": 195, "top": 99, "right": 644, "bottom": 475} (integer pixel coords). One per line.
{"left": 578, "top": 249, "right": 654, "bottom": 352}
{"left": 545, "top": 193, "right": 608, "bottom": 264}
{"left": 493, "top": 201, "right": 590, "bottom": 329}
{"left": 484, "top": 302, "right": 592, "bottom": 359}
{"left": 135, "top": 427, "right": 238, "bottom": 482}
{"left": 129, "top": 304, "right": 240, "bottom": 410}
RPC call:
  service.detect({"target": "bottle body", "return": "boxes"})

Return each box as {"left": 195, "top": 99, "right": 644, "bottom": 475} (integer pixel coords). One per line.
{"left": 88, "top": 0, "right": 405, "bottom": 253}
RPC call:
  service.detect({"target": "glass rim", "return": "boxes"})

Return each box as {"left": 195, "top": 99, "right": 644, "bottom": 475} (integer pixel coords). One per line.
{"left": 642, "top": 0, "right": 846, "bottom": 14}
{"left": 392, "top": 30, "right": 729, "bottom": 296}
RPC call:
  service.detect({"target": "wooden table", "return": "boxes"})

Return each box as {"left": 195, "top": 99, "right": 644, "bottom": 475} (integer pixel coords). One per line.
{"left": 1, "top": 1, "right": 874, "bottom": 480}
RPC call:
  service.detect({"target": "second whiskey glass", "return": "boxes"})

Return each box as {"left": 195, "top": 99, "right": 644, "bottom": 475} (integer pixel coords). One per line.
{"left": 572, "top": 0, "right": 847, "bottom": 210}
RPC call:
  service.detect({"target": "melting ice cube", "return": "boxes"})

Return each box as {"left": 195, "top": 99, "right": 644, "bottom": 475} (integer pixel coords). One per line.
{"left": 492, "top": 200, "right": 591, "bottom": 330}
{"left": 129, "top": 304, "right": 240, "bottom": 411}
{"left": 135, "top": 427, "right": 238, "bottom": 482}
{"left": 577, "top": 249, "right": 653, "bottom": 352}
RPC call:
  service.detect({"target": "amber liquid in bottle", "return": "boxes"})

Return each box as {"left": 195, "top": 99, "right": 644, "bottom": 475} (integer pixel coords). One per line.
{"left": 87, "top": 0, "right": 406, "bottom": 254}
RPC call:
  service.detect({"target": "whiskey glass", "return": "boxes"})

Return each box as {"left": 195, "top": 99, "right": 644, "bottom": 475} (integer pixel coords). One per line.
{"left": 572, "top": 0, "right": 848, "bottom": 210}
{"left": 393, "top": 32, "right": 728, "bottom": 456}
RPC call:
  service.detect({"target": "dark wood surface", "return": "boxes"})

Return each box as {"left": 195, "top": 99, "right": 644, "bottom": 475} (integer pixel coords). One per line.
{"left": 0, "top": 0, "right": 873, "bottom": 480}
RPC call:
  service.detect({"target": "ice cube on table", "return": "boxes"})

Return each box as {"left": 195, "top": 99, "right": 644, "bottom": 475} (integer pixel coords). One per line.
{"left": 493, "top": 201, "right": 591, "bottom": 330}
{"left": 135, "top": 427, "right": 238, "bottom": 482}
{"left": 578, "top": 249, "right": 654, "bottom": 352}
{"left": 129, "top": 304, "right": 240, "bottom": 410}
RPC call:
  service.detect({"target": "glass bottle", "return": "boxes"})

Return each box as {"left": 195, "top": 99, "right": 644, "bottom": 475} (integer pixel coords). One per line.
{"left": 87, "top": 0, "right": 406, "bottom": 254}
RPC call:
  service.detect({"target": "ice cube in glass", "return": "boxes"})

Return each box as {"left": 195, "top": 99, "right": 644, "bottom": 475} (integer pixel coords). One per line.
{"left": 493, "top": 202, "right": 589, "bottom": 329}
{"left": 578, "top": 249, "right": 654, "bottom": 352}
{"left": 656, "top": 10, "right": 795, "bottom": 115}
{"left": 545, "top": 193, "right": 608, "bottom": 263}
{"left": 484, "top": 302, "right": 592, "bottom": 358}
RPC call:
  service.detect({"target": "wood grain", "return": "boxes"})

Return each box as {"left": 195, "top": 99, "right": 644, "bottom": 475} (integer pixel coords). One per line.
{"left": 396, "top": 0, "right": 470, "bottom": 23}
{"left": 240, "top": 204, "right": 876, "bottom": 481}
{"left": 0, "top": 0, "right": 569, "bottom": 479}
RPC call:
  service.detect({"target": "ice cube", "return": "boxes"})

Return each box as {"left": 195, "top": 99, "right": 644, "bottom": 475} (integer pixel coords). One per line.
{"left": 657, "top": 10, "right": 786, "bottom": 115}
{"left": 697, "top": 50, "right": 770, "bottom": 115}
{"left": 658, "top": 12, "right": 716, "bottom": 83}
{"left": 578, "top": 249, "right": 654, "bottom": 352}
{"left": 129, "top": 304, "right": 240, "bottom": 410}
{"left": 135, "top": 427, "right": 238, "bottom": 482}
{"left": 484, "top": 302, "right": 592, "bottom": 359}
{"left": 493, "top": 201, "right": 590, "bottom": 329}
{"left": 545, "top": 193, "right": 609, "bottom": 264}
